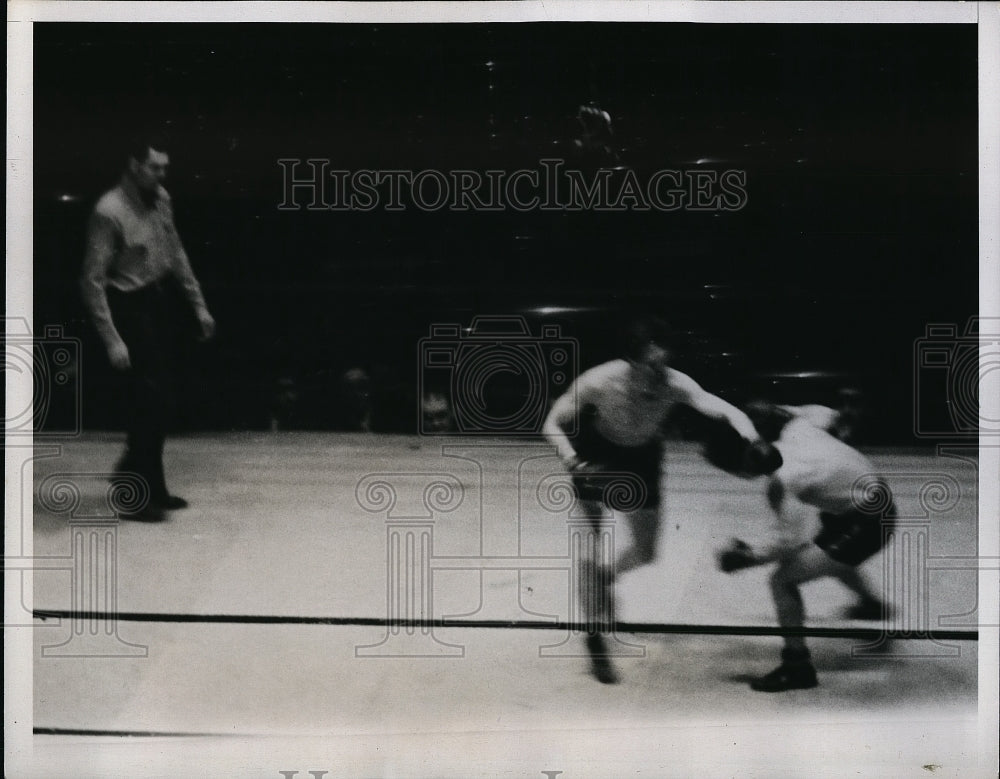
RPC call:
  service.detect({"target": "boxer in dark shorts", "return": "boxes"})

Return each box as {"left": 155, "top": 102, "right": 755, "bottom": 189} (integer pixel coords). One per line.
{"left": 544, "top": 318, "right": 779, "bottom": 684}
{"left": 814, "top": 484, "right": 897, "bottom": 567}
{"left": 568, "top": 402, "right": 664, "bottom": 510}
{"left": 717, "top": 402, "right": 896, "bottom": 692}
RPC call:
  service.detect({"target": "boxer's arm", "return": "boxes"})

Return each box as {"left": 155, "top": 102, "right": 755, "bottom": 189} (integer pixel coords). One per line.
{"left": 543, "top": 377, "right": 593, "bottom": 467}
{"left": 780, "top": 404, "right": 838, "bottom": 432}
{"left": 756, "top": 475, "right": 816, "bottom": 562}
{"left": 716, "top": 468, "right": 818, "bottom": 574}
{"left": 668, "top": 368, "right": 760, "bottom": 442}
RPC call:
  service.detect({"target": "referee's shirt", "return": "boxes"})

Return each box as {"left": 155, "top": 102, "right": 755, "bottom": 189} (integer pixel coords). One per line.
{"left": 80, "top": 175, "right": 209, "bottom": 348}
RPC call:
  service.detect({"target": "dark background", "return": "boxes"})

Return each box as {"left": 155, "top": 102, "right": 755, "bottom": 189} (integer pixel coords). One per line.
{"left": 33, "top": 23, "right": 978, "bottom": 443}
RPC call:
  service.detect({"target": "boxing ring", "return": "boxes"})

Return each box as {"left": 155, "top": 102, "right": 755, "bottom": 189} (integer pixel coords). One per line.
{"left": 17, "top": 431, "right": 987, "bottom": 775}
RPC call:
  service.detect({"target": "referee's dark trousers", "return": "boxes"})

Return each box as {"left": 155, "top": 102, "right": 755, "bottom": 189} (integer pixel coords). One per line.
{"left": 108, "top": 282, "right": 177, "bottom": 502}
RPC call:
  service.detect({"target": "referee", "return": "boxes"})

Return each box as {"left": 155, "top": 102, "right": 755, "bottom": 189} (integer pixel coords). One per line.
{"left": 80, "top": 132, "right": 216, "bottom": 517}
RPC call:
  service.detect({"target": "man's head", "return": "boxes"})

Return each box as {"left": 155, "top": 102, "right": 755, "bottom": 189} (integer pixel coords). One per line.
{"left": 624, "top": 315, "right": 673, "bottom": 374}
{"left": 127, "top": 133, "right": 171, "bottom": 194}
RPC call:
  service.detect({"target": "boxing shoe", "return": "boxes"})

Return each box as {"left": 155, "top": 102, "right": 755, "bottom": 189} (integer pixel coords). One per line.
{"left": 151, "top": 494, "right": 189, "bottom": 510}
{"left": 846, "top": 598, "right": 891, "bottom": 621}
{"left": 586, "top": 633, "right": 621, "bottom": 685}
{"left": 118, "top": 494, "right": 186, "bottom": 520}
{"left": 118, "top": 504, "right": 166, "bottom": 522}
{"left": 751, "top": 648, "right": 818, "bottom": 692}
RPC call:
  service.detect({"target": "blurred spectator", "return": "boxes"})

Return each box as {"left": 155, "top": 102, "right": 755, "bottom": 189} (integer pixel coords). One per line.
{"left": 422, "top": 392, "right": 453, "bottom": 433}
{"left": 340, "top": 367, "right": 373, "bottom": 432}
{"left": 269, "top": 376, "right": 301, "bottom": 431}
{"left": 572, "top": 103, "right": 620, "bottom": 165}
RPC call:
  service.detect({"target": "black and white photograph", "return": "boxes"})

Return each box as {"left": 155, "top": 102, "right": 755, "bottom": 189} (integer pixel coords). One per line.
{"left": 6, "top": 2, "right": 999, "bottom": 776}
